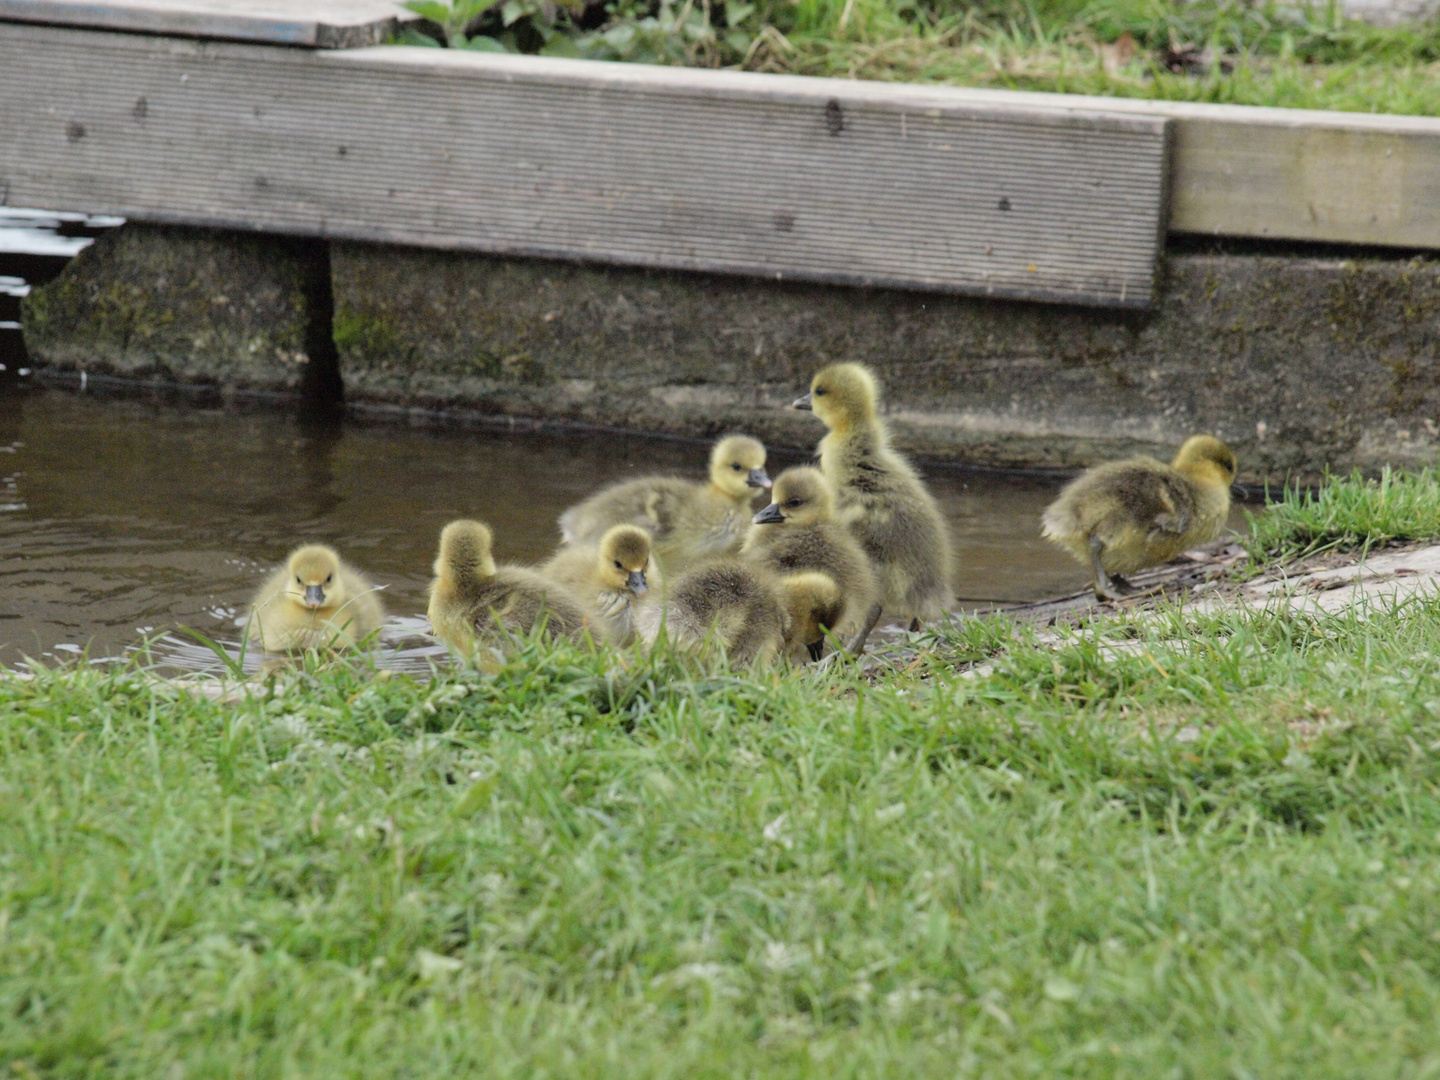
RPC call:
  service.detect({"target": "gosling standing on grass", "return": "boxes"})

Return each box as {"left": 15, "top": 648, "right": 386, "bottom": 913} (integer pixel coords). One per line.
{"left": 1041, "top": 434, "right": 1238, "bottom": 601}
{"left": 794, "top": 363, "right": 954, "bottom": 647}
{"left": 247, "top": 544, "right": 385, "bottom": 652}
{"left": 742, "top": 466, "right": 878, "bottom": 651}
{"left": 556, "top": 435, "right": 771, "bottom": 572}
{"left": 540, "top": 524, "right": 658, "bottom": 645}
{"left": 428, "top": 519, "right": 590, "bottom": 652}
{"left": 636, "top": 558, "right": 788, "bottom": 669}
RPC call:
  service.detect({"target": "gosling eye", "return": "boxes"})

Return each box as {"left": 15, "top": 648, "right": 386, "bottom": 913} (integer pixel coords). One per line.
{"left": 814, "top": 387, "right": 827, "bottom": 396}
{"left": 613, "top": 559, "right": 624, "bottom": 569}
{"left": 787, "top": 498, "right": 803, "bottom": 508}
{"left": 731, "top": 463, "right": 743, "bottom": 471}
{"left": 296, "top": 575, "right": 303, "bottom": 584}
{"left": 325, "top": 573, "right": 333, "bottom": 584}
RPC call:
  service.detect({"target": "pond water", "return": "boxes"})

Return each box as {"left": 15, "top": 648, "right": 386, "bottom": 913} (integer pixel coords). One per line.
{"left": 0, "top": 385, "right": 1092, "bottom": 668}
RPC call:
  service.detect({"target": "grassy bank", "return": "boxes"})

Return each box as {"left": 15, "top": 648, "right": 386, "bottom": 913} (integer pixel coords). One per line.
{"left": 3, "top": 472, "right": 1440, "bottom": 1076}
{"left": 401, "top": 0, "right": 1440, "bottom": 115}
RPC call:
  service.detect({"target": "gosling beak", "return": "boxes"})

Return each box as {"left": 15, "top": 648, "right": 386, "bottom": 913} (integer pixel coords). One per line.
{"left": 791, "top": 393, "right": 813, "bottom": 411}
{"left": 626, "top": 570, "right": 648, "bottom": 595}
{"left": 806, "top": 640, "right": 825, "bottom": 663}
{"left": 752, "top": 502, "right": 785, "bottom": 525}
{"left": 303, "top": 584, "right": 326, "bottom": 608}
{"left": 747, "top": 468, "right": 772, "bottom": 490}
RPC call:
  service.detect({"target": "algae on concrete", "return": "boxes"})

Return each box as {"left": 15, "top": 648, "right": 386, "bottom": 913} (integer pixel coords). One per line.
{"left": 22, "top": 224, "right": 324, "bottom": 393}
{"left": 331, "top": 242, "right": 1440, "bottom": 481}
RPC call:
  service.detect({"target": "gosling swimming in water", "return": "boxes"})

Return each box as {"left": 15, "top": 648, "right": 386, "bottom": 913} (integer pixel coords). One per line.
{"left": 1041, "top": 434, "right": 1238, "bottom": 601}
{"left": 742, "top": 466, "right": 878, "bottom": 651}
{"left": 557, "top": 434, "right": 771, "bottom": 572}
{"left": 247, "top": 544, "right": 385, "bottom": 652}
{"left": 636, "top": 558, "right": 787, "bottom": 668}
{"left": 794, "top": 363, "right": 953, "bottom": 647}
{"left": 540, "top": 524, "right": 658, "bottom": 645}
{"left": 428, "top": 519, "right": 590, "bottom": 652}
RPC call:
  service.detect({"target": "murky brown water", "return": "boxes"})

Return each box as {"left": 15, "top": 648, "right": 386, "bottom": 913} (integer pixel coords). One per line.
{"left": 0, "top": 385, "right": 1094, "bottom": 667}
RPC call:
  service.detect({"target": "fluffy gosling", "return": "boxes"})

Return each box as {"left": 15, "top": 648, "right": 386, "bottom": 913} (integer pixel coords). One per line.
{"left": 1041, "top": 434, "right": 1238, "bottom": 601}
{"left": 247, "top": 544, "right": 384, "bottom": 652}
{"left": 742, "top": 466, "right": 878, "bottom": 652}
{"left": 636, "top": 558, "right": 787, "bottom": 668}
{"left": 794, "top": 363, "right": 953, "bottom": 646}
{"left": 557, "top": 434, "right": 771, "bottom": 572}
{"left": 428, "top": 519, "right": 591, "bottom": 652}
{"left": 541, "top": 524, "right": 658, "bottom": 644}
{"left": 779, "top": 570, "right": 845, "bottom": 664}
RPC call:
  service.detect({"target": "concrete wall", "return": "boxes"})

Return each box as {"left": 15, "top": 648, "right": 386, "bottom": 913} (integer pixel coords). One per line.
{"left": 21, "top": 224, "right": 330, "bottom": 393}
{"left": 24, "top": 222, "right": 1440, "bottom": 481}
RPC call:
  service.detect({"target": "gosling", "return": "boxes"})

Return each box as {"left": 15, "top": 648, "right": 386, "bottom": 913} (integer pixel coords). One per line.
{"left": 794, "top": 363, "right": 954, "bottom": 646}
{"left": 557, "top": 434, "right": 772, "bottom": 572}
{"left": 428, "top": 519, "right": 591, "bottom": 652}
{"left": 742, "top": 466, "right": 878, "bottom": 651}
{"left": 636, "top": 558, "right": 787, "bottom": 668}
{"left": 1041, "top": 434, "right": 1238, "bottom": 601}
{"left": 540, "top": 524, "right": 658, "bottom": 645}
{"left": 247, "top": 544, "right": 385, "bottom": 652}
{"left": 779, "top": 570, "right": 846, "bottom": 664}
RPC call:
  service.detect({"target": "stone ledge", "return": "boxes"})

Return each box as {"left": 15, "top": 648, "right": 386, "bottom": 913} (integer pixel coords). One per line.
{"left": 24, "top": 223, "right": 1440, "bottom": 482}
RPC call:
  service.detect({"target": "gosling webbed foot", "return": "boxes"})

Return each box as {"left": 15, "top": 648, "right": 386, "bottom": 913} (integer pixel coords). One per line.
{"left": 845, "top": 602, "right": 884, "bottom": 656}
{"left": 1093, "top": 576, "right": 1137, "bottom": 603}
{"left": 1088, "top": 536, "right": 1134, "bottom": 604}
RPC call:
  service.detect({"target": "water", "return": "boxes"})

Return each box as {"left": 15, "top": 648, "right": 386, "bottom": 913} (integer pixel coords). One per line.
{"left": 0, "top": 204, "right": 1161, "bottom": 672}
{"left": 0, "top": 386, "right": 1091, "bottom": 668}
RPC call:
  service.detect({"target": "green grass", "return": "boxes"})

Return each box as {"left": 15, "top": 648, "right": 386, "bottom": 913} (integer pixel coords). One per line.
{"left": 1246, "top": 466, "right": 1440, "bottom": 563}
{"left": 5, "top": 587, "right": 1440, "bottom": 1075}
{"left": 400, "top": 0, "right": 1440, "bottom": 116}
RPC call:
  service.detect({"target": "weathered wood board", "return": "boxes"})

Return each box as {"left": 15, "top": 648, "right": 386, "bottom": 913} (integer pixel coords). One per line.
{"left": 0, "top": 0, "right": 414, "bottom": 47}
{"left": 922, "top": 86, "right": 1440, "bottom": 251}
{"left": 0, "top": 23, "right": 1170, "bottom": 308}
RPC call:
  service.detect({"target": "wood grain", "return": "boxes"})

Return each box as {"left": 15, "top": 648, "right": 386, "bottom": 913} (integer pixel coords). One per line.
{"left": 0, "top": 25, "right": 1169, "bottom": 308}
{"left": 0, "top": 0, "right": 414, "bottom": 47}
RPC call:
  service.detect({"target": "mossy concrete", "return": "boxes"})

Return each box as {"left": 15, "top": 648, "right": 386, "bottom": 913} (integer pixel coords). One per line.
{"left": 23, "top": 222, "right": 1440, "bottom": 481}
{"left": 21, "top": 225, "right": 323, "bottom": 392}
{"left": 332, "top": 241, "right": 1440, "bottom": 481}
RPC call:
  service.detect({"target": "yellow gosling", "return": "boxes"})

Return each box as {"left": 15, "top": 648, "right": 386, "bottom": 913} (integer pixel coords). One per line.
{"left": 427, "top": 519, "right": 591, "bottom": 652}
{"left": 794, "top": 363, "right": 953, "bottom": 646}
{"left": 557, "top": 434, "right": 771, "bottom": 573}
{"left": 636, "top": 558, "right": 786, "bottom": 668}
{"left": 742, "top": 465, "right": 878, "bottom": 653}
{"left": 1041, "top": 434, "right": 1238, "bottom": 601}
{"left": 540, "top": 524, "right": 659, "bottom": 645}
{"left": 778, "top": 570, "right": 845, "bottom": 664}
{"left": 247, "top": 544, "right": 384, "bottom": 652}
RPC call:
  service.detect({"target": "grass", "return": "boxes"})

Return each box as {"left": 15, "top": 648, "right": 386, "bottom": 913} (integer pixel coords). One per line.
{"left": 1246, "top": 466, "right": 1440, "bottom": 563}
{"left": 400, "top": 0, "right": 1440, "bottom": 116}
{"left": 6, "top": 469, "right": 1440, "bottom": 1075}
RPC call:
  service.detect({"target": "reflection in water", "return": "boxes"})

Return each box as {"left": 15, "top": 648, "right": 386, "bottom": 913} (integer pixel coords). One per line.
{"left": 0, "top": 386, "right": 1097, "bottom": 666}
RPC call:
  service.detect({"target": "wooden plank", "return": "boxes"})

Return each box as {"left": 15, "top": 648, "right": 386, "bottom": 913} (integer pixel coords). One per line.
{"left": 900, "top": 85, "right": 1440, "bottom": 250}
{"left": 1162, "top": 105, "right": 1440, "bottom": 247}
{"left": 0, "top": 0, "right": 415, "bottom": 47}
{"left": 0, "top": 24, "right": 1169, "bottom": 308}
